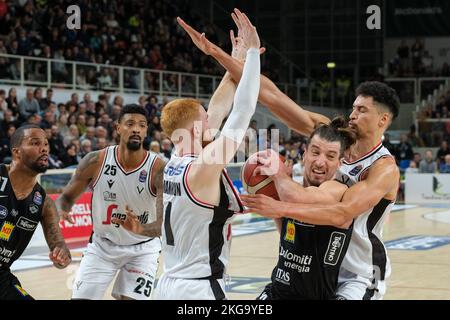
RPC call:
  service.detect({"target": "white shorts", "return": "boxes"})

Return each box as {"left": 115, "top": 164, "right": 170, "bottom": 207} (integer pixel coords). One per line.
{"left": 72, "top": 234, "right": 161, "bottom": 300}
{"left": 154, "top": 274, "right": 226, "bottom": 300}
{"left": 336, "top": 268, "right": 385, "bottom": 300}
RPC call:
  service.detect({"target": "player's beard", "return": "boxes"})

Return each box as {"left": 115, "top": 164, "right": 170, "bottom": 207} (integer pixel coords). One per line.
{"left": 126, "top": 140, "right": 142, "bottom": 151}
{"left": 28, "top": 158, "right": 48, "bottom": 174}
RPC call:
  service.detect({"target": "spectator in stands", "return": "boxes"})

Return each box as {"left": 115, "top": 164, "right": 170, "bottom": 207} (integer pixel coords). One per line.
{"left": 63, "top": 124, "right": 79, "bottom": 147}
{"left": 96, "top": 137, "right": 107, "bottom": 151}
{"left": 246, "top": 119, "right": 258, "bottom": 156}
{"left": 421, "top": 51, "right": 433, "bottom": 75}
{"left": 40, "top": 88, "right": 55, "bottom": 111}
{"left": 397, "top": 134, "right": 414, "bottom": 162}
{"left": 292, "top": 155, "right": 304, "bottom": 184}
{"left": 19, "top": 88, "right": 40, "bottom": 120}
{"left": 40, "top": 110, "right": 55, "bottom": 129}
{"left": 0, "top": 123, "right": 15, "bottom": 163}
{"left": 60, "top": 144, "right": 79, "bottom": 168}
{"left": 407, "top": 124, "right": 424, "bottom": 147}
{"left": 406, "top": 161, "right": 419, "bottom": 174}
{"left": 436, "top": 140, "right": 450, "bottom": 166}
{"left": 79, "top": 139, "right": 92, "bottom": 160}
{"left": 145, "top": 95, "right": 158, "bottom": 118}
{"left": 439, "top": 154, "right": 450, "bottom": 173}
{"left": 413, "top": 152, "right": 422, "bottom": 168}
{"left": 5, "top": 88, "right": 19, "bottom": 116}
{"left": 25, "top": 113, "right": 41, "bottom": 126}
{"left": 80, "top": 125, "right": 96, "bottom": 145}
{"left": 419, "top": 150, "right": 437, "bottom": 173}
{"left": 56, "top": 114, "right": 69, "bottom": 137}
{"left": 397, "top": 40, "right": 409, "bottom": 69}
{"left": 382, "top": 133, "right": 397, "bottom": 157}
{"left": 411, "top": 38, "right": 424, "bottom": 74}
{"left": 34, "top": 88, "right": 43, "bottom": 106}
{"left": 161, "top": 138, "right": 173, "bottom": 160}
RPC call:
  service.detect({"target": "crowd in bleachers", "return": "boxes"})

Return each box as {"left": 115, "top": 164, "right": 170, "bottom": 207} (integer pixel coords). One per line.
{"left": 0, "top": 0, "right": 223, "bottom": 81}
{"left": 384, "top": 132, "right": 450, "bottom": 174}
{"left": 388, "top": 39, "right": 450, "bottom": 77}
{"left": 415, "top": 89, "right": 450, "bottom": 147}
{"left": 0, "top": 86, "right": 175, "bottom": 168}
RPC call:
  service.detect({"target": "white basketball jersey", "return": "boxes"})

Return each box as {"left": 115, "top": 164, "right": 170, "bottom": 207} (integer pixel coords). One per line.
{"left": 161, "top": 154, "right": 244, "bottom": 279}
{"left": 90, "top": 146, "right": 159, "bottom": 245}
{"left": 335, "top": 142, "right": 394, "bottom": 282}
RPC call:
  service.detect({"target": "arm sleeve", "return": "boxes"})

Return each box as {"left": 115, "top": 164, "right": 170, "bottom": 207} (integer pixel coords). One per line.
{"left": 220, "top": 48, "right": 260, "bottom": 143}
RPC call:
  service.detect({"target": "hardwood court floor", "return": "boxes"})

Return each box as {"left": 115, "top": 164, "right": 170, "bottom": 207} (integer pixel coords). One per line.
{"left": 13, "top": 204, "right": 450, "bottom": 300}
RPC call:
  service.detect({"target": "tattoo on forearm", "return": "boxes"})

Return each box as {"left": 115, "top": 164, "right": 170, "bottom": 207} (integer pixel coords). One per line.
{"left": 42, "top": 197, "right": 70, "bottom": 257}
{"left": 142, "top": 162, "right": 165, "bottom": 237}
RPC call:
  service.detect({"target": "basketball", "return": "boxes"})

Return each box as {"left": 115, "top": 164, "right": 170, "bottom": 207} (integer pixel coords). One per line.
{"left": 240, "top": 151, "right": 285, "bottom": 200}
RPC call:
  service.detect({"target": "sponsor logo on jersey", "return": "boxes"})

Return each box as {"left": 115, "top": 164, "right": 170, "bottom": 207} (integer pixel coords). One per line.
{"left": 33, "top": 191, "right": 43, "bottom": 205}
{"left": 139, "top": 170, "right": 147, "bottom": 183}
{"left": 138, "top": 211, "right": 149, "bottom": 224}
{"left": 284, "top": 220, "right": 295, "bottom": 243}
{"left": 103, "top": 191, "right": 116, "bottom": 202}
{"left": 349, "top": 164, "right": 363, "bottom": 176}
{"left": 164, "top": 165, "right": 185, "bottom": 176}
{"left": 274, "top": 267, "right": 290, "bottom": 285}
{"left": 0, "top": 221, "right": 14, "bottom": 241}
{"left": 14, "top": 284, "right": 29, "bottom": 297}
{"left": 11, "top": 209, "right": 18, "bottom": 217}
{"left": 0, "top": 205, "right": 7, "bottom": 219}
{"left": 0, "top": 246, "right": 16, "bottom": 263}
{"left": 324, "top": 231, "right": 346, "bottom": 266}
{"left": 279, "top": 246, "right": 312, "bottom": 273}
{"left": 107, "top": 179, "right": 115, "bottom": 189}
{"left": 29, "top": 204, "right": 39, "bottom": 214}
{"left": 16, "top": 217, "right": 38, "bottom": 231}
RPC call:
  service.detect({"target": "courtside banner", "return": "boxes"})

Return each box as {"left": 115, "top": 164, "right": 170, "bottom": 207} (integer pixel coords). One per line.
{"left": 405, "top": 173, "right": 450, "bottom": 204}
{"left": 49, "top": 193, "right": 93, "bottom": 240}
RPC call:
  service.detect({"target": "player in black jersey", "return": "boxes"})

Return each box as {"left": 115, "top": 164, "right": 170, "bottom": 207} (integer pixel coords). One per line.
{"left": 0, "top": 125, "right": 71, "bottom": 300}
{"left": 252, "top": 118, "right": 356, "bottom": 300}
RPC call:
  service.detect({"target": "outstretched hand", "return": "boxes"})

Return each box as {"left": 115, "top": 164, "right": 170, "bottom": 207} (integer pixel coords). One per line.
{"left": 230, "top": 8, "right": 261, "bottom": 51}
{"left": 177, "top": 17, "right": 217, "bottom": 56}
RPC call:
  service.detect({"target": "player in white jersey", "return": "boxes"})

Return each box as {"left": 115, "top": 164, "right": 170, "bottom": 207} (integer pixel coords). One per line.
{"left": 56, "top": 104, "right": 165, "bottom": 300}
{"left": 179, "top": 11, "right": 400, "bottom": 299}
{"left": 241, "top": 81, "right": 400, "bottom": 300}
{"left": 154, "top": 11, "right": 261, "bottom": 300}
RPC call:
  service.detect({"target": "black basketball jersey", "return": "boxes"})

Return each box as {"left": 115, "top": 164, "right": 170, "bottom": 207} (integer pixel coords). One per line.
{"left": 270, "top": 217, "right": 352, "bottom": 300}
{"left": 0, "top": 164, "right": 46, "bottom": 268}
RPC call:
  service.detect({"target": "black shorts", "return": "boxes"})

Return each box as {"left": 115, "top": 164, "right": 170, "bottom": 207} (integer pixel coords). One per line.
{"left": 0, "top": 267, "right": 34, "bottom": 300}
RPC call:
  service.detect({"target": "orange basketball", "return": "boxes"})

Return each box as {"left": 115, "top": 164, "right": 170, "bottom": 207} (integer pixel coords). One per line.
{"left": 240, "top": 151, "right": 285, "bottom": 200}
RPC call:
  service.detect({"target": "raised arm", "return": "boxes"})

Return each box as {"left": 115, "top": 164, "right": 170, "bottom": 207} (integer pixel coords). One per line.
{"left": 42, "top": 196, "right": 72, "bottom": 269}
{"left": 187, "top": 12, "right": 261, "bottom": 202}
{"left": 55, "top": 150, "right": 105, "bottom": 223}
{"left": 241, "top": 157, "right": 399, "bottom": 227}
{"left": 177, "top": 10, "right": 330, "bottom": 136}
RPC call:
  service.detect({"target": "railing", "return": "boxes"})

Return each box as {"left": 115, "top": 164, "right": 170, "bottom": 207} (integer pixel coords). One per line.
{"left": 3, "top": 53, "right": 448, "bottom": 109}
{"left": 0, "top": 53, "right": 350, "bottom": 107}
{"left": 384, "top": 77, "right": 450, "bottom": 106}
